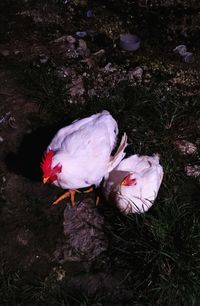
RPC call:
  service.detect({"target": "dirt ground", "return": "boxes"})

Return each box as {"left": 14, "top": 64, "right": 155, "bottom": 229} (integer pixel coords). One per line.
{"left": 0, "top": 1, "right": 200, "bottom": 305}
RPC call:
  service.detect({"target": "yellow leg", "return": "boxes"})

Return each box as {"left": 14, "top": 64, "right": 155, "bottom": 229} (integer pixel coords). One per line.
{"left": 82, "top": 187, "right": 94, "bottom": 194}
{"left": 82, "top": 186, "right": 99, "bottom": 205}
{"left": 96, "top": 195, "right": 100, "bottom": 206}
{"left": 52, "top": 189, "right": 79, "bottom": 206}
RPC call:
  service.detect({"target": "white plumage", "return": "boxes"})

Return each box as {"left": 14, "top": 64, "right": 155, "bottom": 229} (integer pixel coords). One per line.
{"left": 46, "top": 110, "right": 127, "bottom": 190}
{"left": 103, "top": 154, "right": 164, "bottom": 214}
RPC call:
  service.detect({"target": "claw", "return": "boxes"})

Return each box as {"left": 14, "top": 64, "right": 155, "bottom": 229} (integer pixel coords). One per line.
{"left": 82, "top": 186, "right": 99, "bottom": 205}
{"left": 52, "top": 189, "right": 79, "bottom": 206}
{"left": 82, "top": 187, "right": 94, "bottom": 194}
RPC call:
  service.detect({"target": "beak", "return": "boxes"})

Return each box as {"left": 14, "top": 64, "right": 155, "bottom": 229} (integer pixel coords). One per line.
{"left": 43, "top": 177, "right": 49, "bottom": 184}
{"left": 121, "top": 178, "right": 127, "bottom": 186}
{"left": 120, "top": 175, "right": 137, "bottom": 186}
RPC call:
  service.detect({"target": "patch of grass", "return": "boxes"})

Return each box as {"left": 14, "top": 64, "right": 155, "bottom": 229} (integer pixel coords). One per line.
{"left": 1, "top": 2, "right": 200, "bottom": 304}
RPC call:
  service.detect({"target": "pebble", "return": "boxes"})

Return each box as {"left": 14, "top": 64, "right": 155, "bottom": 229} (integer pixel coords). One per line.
{"left": 14, "top": 50, "right": 21, "bottom": 55}
{"left": 173, "top": 45, "right": 187, "bottom": 56}
{"left": 174, "top": 140, "right": 197, "bottom": 155}
{"left": 0, "top": 50, "right": 10, "bottom": 56}
{"left": 78, "top": 39, "right": 87, "bottom": 50}
{"left": 66, "top": 35, "right": 76, "bottom": 44}
{"left": 185, "top": 165, "right": 200, "bottom": 178}
{"left": 182, "top": 52, "right": 194, "bottom": 63}
{"left": 40, "top": 55, "right": 49, "bottom": 64}
{"left": 129, "top": 66, "right": 143, "bottom": 79}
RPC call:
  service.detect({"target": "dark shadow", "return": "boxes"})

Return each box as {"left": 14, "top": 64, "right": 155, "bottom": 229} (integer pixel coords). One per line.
{"left": 5, "top": 121, "right": 70, "bottom": 182}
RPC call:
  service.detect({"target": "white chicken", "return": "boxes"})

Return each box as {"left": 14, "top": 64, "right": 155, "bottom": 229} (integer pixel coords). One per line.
{"left": 41, "top": 111, "right": 127, "bottom": 205}
{"left": 103, "top": 154, "right": 164, "bottom": 214}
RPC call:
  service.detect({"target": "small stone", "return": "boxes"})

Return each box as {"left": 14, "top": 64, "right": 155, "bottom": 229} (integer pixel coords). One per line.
{"left": 86, "top": 9, "right": 93, "bottom": 18}
{"left": 92, "top": 49, "right": 105, "bottom": 57}
{"left": 40, "top": 55, "right": 49, "bottom": 64}
{"left": 185, "top": 165, "right": 200, "bottom": 178}
{"left": 53, "top": 267, "right": 66, "bottom": 281}
{"left": 16, "top": 229, "right": 33, "bottom": 246}
{"left": 78, "top": 39, "right": 87, "bottom": 50}
{"left": 53, "top": 35, "right": 67, "bottom": 43}
{"left": 14, "top": 50, "right": 21, "bottom": 55}
{"left": 66, "top": 35, "right": 76, "bottom": 44}
{"left": 68, "top": 77, "right": 85, "bottom": 97}
{"left": 8, "top": 116, "right": 17, "bottom": 129}
{"left": 0, "top": 50, "right": 10, "bottom": 56}
{"left": 0, "top": 136, "right": 4, "bottom": 142}
{"left": 182, "top": 52, "right": 194, "bottom": 63}
{"left": 128, "top": 66, "right": 143, "bottom": 80}
{"left": 175, "top": 140, "right": 197, "bottom": 155}
{"left": 82, "top": 57, "right": 95, "bottom": 68}
{"left": 104, "top": 63, "right": 117, "bottom": 72}
{"left": 77, "top": 39, "right": 90, "bottom": 58}
{"left": 173, "top": 45, "right": 187, "bottom": 56}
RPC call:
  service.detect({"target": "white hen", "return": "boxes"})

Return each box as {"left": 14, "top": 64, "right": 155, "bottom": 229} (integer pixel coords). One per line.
{"left": 103, "top": 154, "right": 164, "bottom": 214}
{"left": 41, "top": 111, "right": 127, "bottom": 205}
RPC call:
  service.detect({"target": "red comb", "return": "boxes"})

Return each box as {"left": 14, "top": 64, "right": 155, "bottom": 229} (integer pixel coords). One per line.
{"left": 41, "top": 150, "right": 54, "bottom": 176}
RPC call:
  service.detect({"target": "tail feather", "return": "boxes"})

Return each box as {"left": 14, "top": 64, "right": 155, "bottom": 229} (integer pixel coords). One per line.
{"left": 107, "top": 133, "right": 128, "bottom": 174}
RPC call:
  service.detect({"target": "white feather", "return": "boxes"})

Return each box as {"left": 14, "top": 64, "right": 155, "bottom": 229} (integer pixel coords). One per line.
{"left": 103, "top": 154, "right": 164, "bottom": 214}
{"left": 47, "top": 111, "right": 127, "bottom": 189}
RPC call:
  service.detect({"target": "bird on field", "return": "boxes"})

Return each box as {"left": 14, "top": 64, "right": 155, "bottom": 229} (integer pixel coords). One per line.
{"left": 41, "top": 111, "right": 127, "bottom": 205}
{"left": 103, "top": 154, "right": 164, "bottom": 214}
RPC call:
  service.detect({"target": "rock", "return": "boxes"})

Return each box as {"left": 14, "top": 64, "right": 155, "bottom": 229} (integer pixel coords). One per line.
{"left": 86, "top": 9, "right": 93, "bottom": 18}
{"left": 82, "top": 57, "right": 95, "bottom": 68}
{"left": 128, "top": 66, "right": 143, "bottom": 80}
{"left": 104, "top": 63, "right": 117, "bottom": 72}
{"left": 185, "top": 165, "right": 200, "bottom": 178}
{"left": 52, "top": 266, "right": 66, "bottom": 281}
{"left": 173, "top": 45, "right": 187, "bottom": 56}
{"left": 14, "top": 50, "right": 21, "bottom": 55}
{"left": 0, "top": 136, "right": 4, "bottom": 142}
{"left": 173, "top": 45, "right": 194, "bottom": 63}
{"left": 0, "top": 112, "right": 11, "bottom": 124}
{"left": 68, "top": 77, "right": 85, "bottom": 97}
{"left": 8, "top": 116, "right": 17, "bottom": 129}
{"left": 16, "top": 228, "right": 33, "bottom": 246}
{"left": 77, "top": 39, "right": 90, "bottom": 58}
{"left": 0, "top": 50, "right": 10, "bottom": 56}
{"left": 92, "top": 49, "right": 105, "bottom": 57}
{"left": 174, "top": 140, "right": 197, "bottom": 155}
{"left": 66, "top": 35, "right": 76, "bottom": 44}
{"left": 53, "top": 35, "right": 75, "bottom": 43}
{"left": 39, "top": 55, "right": 49, "bottom": 64}
{"left": 62, "top": 198, "right": 108, "bottom": 261}
{"left": 182, "top": 52, "right": 194, "bottom": 63}
{"left": 78, "top": 39, "right": 87, "bottom": 50}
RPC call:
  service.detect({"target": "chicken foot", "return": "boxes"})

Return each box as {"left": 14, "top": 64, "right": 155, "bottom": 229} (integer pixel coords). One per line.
{"left": 52, "top": 189, "right": 80, "bottom": 206}
{"left": 82, "top": 187, "right": 99, "bottom": 205}
{"left": 52, "top": 186, "right": 99, "bottom": 206}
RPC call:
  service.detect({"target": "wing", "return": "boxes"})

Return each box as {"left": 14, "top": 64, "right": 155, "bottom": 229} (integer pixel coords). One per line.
{"left": 48, "top": 110, "right": 118, "bottom": 152}
{"left": 107, "top": 133, "right": 128, "bottom": 173}
{"left": 115, "top": 154, "right": 160, "bottom": 173}
{"left": 140, "top": 164, "right": 164, "bottom": 201}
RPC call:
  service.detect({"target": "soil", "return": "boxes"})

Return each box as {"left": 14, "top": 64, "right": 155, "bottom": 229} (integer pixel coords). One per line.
{"left": 0, "top": 1, "right": 200, "bottom": 305}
